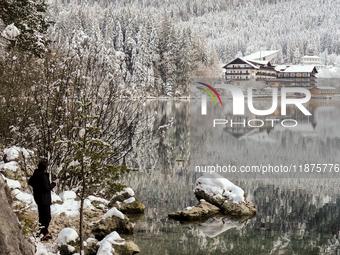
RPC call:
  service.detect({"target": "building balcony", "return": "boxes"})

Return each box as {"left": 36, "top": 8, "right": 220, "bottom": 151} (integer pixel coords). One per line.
{"left": 256, "top": 72, "right": 277, "bottom": 77}
{"left": 224, "top": 66, "right": 255, "bottom": 69}
{"left": 226, "top": 72, "right": 250, "bottom": 75}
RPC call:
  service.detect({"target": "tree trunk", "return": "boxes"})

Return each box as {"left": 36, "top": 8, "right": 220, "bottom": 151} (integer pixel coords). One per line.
{"left": 79, "top": 162, "right": 86, "bottom": 254}
{"left": 79, "top": 196, "right": 84, "bottom": 254}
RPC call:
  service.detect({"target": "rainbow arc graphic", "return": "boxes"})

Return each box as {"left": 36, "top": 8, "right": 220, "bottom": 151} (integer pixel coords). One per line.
{"left": 196, "top": 82, "right": 222, "bottom": 106}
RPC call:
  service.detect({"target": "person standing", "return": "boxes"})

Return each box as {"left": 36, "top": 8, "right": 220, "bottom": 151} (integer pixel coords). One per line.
{"left": 28, "top": 160, "right": 58, "bottom": 241}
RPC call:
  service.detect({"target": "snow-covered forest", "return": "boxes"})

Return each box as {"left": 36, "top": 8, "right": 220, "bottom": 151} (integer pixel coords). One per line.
{"left": 46, "top": 0, "right": 222, "bottom": 97}
{"left": 53, "top": 0, "right": 340, "bottom": 65}
{"left": 2, "top": 0, "right": 340, "bottom": 97}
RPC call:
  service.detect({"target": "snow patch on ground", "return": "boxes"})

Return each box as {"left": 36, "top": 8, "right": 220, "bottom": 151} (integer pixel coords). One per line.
{"left": 55, "top": 227, "right": 79, "bottom": 246}
{"left": 59, "top": 191, "right": 77, "bottom": 201}
{"left": 87, "top": 195, "right": 109, "bottom": 204}
{"left": 51, "top": 192, "right": 62, "bottom": 203}
{"left": 35, "top": 242, "right": 57, "bottom": 255}
{"left": 195, "top": 172, "right": 245, "bottom": 204}
{"left": 102, "top": 207, "right": 124, "bottom": 220}
{"left": 1, "top": 174, "right": 21, "bottom": 189}
{"left": 0, "top": 161, "right": 19, "bottom": 172}
{"left": 51, "top": 197, "right": 94, "bottom": 217}
{"left": 3, "top": 146, "right": 33, "bottom": 160}
{"left": 12, "top": 189, "right": 36, "bottom": 208}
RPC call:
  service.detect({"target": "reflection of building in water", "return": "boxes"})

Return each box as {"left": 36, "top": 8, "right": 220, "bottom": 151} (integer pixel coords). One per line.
{"left": 310, "top": 87, "right": 336, "bottom": 97}
{"left": 224, "top": 104, "right": 318, "bottom": 139}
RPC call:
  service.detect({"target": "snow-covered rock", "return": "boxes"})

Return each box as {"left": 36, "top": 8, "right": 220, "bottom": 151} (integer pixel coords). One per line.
{"left": 55, "top": 228, "right": 78, "bottom": 246}
{"left": 195, "top": 172, "right": 245, "bottom": 204}
{"left": 87, "top": 195, "right": 109, "bottom": 204}
{"left": 91, "top": 211, "right": 133, "bottom": 240}
{"left": 109, "top": 188, "right": 145, "bottom": 214}
{"left": 111, "top": 187, "right": 135, "bottom": 199}
{"left": 102, "top": 207, "right": 124, "bottom": 220}
{"left": 123, "top": 197, "right": 135, "bottom": 204}
{"left": 97, "top": 231, "right": 140, "bottom": 255}
{"left": 194, "top": 172, "right": 257, "bottom": 217}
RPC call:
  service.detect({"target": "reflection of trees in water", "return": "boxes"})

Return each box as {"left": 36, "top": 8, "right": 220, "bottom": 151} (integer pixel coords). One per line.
{"left": 252, "top": 185, "right": 340, "bottom": 254}
{"left": 124, "top": 100, "right": 340, "bottom": 254}
{"left": 128, "top": 100, "right": 190, "bottom": 173}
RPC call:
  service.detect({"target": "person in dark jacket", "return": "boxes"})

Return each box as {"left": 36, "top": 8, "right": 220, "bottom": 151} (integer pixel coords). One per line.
{"left": 28, "top": 160, "right": 58, "bottom": 240}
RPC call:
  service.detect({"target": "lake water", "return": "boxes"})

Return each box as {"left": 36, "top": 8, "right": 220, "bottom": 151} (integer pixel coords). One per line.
{"left": 124, "top": 99, "right": 340, "bottom": 255}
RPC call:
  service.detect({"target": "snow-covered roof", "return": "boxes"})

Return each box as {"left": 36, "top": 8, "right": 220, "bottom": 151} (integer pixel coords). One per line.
{"left": 315, "top": 86, "right": 336, "bottom": 90}
{"left": 302, "top": 56, "right": 320, "bottom": 59}
{"left": 274, "top": 65, "right": 287, "bottom": 71}
{"left": 244, "top": 50, "right": 279, "bottom": 61}
{"left": 247, "top": 59, "right": 270, "bottom": 65}
{"left": 282, "top": 65, "right": 317, "bottom": 73}
{"left": 224, "top": 57, "right": 259, "bottom": 69}
{"left": 239, "top": 57, "right": 259, "bottom": 69}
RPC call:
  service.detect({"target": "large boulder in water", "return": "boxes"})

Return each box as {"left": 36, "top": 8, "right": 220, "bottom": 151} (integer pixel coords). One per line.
{"left": 194, "top": 172, "right": 257, "bottom": 217}
{"left": 221, "top": 196, "right": 257, "bottom": 216}
{"left": 168, "top": 200, "right": 220, "bottom": 221}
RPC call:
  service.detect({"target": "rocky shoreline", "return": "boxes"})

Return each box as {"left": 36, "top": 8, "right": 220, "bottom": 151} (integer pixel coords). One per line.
{"left": 0, "top": 146, "right": 145, "bottom": 255}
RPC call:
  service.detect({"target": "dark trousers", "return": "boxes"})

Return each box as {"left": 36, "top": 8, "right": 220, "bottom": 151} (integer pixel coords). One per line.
{"left": 37, "top": 204, "right": 51, "bottom": 235}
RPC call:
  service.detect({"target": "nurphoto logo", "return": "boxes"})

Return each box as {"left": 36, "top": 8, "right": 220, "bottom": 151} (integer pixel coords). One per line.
{"left": 195, "top": 82, "right": 312, "bottom": 128}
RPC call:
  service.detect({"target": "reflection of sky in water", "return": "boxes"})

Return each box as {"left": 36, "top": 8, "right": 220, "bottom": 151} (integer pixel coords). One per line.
{"left": 123, "top": 100, "right": 340, "bottom": 255}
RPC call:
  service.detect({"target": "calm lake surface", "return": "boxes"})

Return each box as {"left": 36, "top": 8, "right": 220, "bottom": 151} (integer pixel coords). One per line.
{"left": 124, "top": 99, "right": 340, "bottom": 255}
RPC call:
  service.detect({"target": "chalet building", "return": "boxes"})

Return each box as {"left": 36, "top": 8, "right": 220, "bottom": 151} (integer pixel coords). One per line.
{"left": 223, "top": 51, "right": 318, "bottom": 88}
{"left": 271, "top": 65, "right": 318, "bottom": 87}
{"left": 223, "top": 57, "right": 277, "bottom": 81}
{"left": 301, "top": 55, "right": 323, "bottom": 69}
